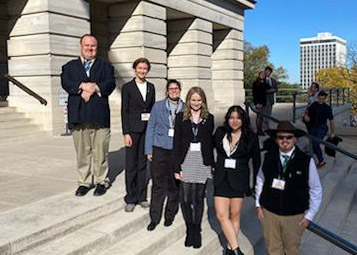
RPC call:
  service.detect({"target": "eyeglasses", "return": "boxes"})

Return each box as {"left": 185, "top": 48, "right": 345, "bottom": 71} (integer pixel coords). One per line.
{"left": 277, "top": 135, "right": 294, "bottom": 140}
{"left": 168, "top": 87, "right": 180, "bottom": 91}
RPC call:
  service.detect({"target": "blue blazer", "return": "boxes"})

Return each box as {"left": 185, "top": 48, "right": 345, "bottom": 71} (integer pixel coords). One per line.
{"left": 61, "top": 58, "right": 116, "bottom": 129}
{"left": 145, "top": 98, "right": 184, "bottom": 154}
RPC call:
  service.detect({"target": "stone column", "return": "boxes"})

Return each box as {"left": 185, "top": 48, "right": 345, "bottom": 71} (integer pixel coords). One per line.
{"left": 7, "top": 0, "right": 90, "bottom": 134}
{"left": 212, "top": 29, "right": 244, "bottom": 110}
{"left": 167, "top": 18, "right": 214, "bottom": 111}
{"left": 108, "top": 1, "right": 167, "bottom": 97}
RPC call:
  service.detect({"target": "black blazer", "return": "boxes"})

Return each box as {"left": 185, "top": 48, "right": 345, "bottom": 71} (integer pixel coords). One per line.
{"left": 173, "top": 112, "right": 214, "bottom": 172}
{"left": 252, "top": 80, "right": 270, "bottom": 106}
{"left": 121, "top": 78, "right": 155, "bottom": 134}
{"left": 214, "top": 127, "right": 261, "bottom": 193}
{"left": 61, "top": 58, "right": 116, "bottom": 129}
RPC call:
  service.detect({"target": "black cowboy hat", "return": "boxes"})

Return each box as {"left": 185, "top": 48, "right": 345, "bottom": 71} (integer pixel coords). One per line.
{"left": 266, "top": 120, "right": 306, "bottom": 138}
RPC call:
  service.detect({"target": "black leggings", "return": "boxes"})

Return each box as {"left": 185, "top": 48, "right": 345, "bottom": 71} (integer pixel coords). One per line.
{"left": 180, "top": 182, "right": 206, "bottom": 226}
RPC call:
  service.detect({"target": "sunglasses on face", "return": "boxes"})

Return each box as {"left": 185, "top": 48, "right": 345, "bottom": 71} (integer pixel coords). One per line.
{"left": 277, "top": 135, "right": 294, "bottom": 140}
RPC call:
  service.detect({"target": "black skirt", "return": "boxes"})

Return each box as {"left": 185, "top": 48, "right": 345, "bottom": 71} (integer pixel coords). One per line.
{"left": 214, "top": 175, "right": 245, "bottom": 198}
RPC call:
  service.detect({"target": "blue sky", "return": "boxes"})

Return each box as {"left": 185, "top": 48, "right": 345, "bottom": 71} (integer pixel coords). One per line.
{"left": 244, "top": 0, "right": 357, "bottom": 84}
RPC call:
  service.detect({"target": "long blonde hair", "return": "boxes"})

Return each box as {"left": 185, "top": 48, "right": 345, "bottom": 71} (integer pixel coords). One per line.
{"left": 183, "top": 86, "right": 209, "bottom": 121}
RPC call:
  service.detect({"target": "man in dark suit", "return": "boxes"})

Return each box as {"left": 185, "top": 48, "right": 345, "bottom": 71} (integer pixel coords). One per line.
{"left": 61, "top": 34, "right": 116, "bottom": 197}
{"left": 121, "top": 58, "right": 155, "bottom": 212}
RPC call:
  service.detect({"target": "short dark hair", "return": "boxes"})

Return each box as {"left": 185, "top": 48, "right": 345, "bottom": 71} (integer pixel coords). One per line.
{"left": 265, "top": 66, "right": 273, "bottom": 73}
{"left": 166, "top": 79, "right": 181, "bottom": 92}
{"left": 132, "top": 58, "right": 151, "bottom": 71}
{"left": 80, "top": 34, "right": 98, "bottom": 44}
{"left": 311, "top": 82, "right": 320, "bottom": 91}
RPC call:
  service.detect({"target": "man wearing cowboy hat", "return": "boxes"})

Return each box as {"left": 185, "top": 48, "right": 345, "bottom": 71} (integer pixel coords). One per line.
{"left": 255, "top": 121, "right": 322, "bottom": 255}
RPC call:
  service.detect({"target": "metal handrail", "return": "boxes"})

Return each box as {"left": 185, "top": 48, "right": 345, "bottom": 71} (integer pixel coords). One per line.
{"left": 4, "top": 74, "right": 47, "bottom": 105}
{"left": 248, "top": 103, "right": 357, "bottom": 161}
{"left": 248, "top": 103, "right": 357, "bottom": 254}
{"left": 307, "top": 222, "right": 357, "bottom": 255}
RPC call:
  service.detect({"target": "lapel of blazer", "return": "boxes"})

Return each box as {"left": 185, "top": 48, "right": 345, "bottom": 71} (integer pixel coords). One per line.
{"left": 89, "top": 58, "right": 100, "bottom": 80}
{"left": 130, "top": 79, "right": 146, "bottom": 108}
{"left": 76, "top": 58, "right": 88, "bottom": 81}
{"left": 145, "top": 82, "right": 153, "bottom": 109}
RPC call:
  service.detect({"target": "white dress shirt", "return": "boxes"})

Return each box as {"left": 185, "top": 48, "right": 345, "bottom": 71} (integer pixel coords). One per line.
{"left": 255, "top": 146, "right": 322, "bottom": 221}
{"left": 136, "top": 81, "right": 147, "bottom": 102}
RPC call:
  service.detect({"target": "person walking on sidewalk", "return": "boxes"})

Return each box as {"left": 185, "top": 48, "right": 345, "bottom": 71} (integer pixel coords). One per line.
{"left": 145, "top": 79, "right": 184, "bottom": 231}
{"left": 264, "top": 66, "right": 278, "bottom": 130}
{"left": 61, "top": 34, "right": 116, "bottom": 197}
{"left": 214, "top": 105, "right": 261, "bottom": 255}
{"left": 121, "top": 58, "right": 155, "bottom": 212}
{"left": 252, "top": 71, "right": 270, "bottom": 135}
{"left": 255, "top": 121, "right": 322, "bottom": 255}
{"left": 173, "top": 87, "right": 214, "bottom": 249}
{"left": 303, "top": 90, "right": 335, "bottom": 169}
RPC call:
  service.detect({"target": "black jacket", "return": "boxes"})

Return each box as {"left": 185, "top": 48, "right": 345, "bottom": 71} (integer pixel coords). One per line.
{"left": 260, "top": 147, "right": 311, "bottom": 216}
{"left": 252, "top": 80, "right": 270, "bottom": 106}
{"left": 214, "top": 127, "right": 261, "bottom": 193}
{"left": 173, "top": 112, "right": 214, "bottom": 172}
{"left": 61, "top": 58, "right": 116, "bottom": 129}
{"left": 121, "top": 79, "right": 155, "bottom": 134}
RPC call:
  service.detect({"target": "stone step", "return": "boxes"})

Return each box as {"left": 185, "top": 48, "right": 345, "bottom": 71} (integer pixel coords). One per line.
{"left": 0, "top": 118, "right": 33, "bottom": 129}
{"left": 301, "top": 162, "right": 357, "bottom": 255}
{"left": 21, "top": 206, "right": 150, "bottom": 255}
{"left": 329, "top": 168, "right": 357, "bottom": 255}
{"left": 0, "top": 106, "right": 17, "bottom": 114}
{"left": 99, "top": 211, "right": 187, "bottom": 255}
{"left": 0, "top": 174, "right": 126, "bottom": 255}
{"left": 0, "top": 110, "right": 26, "bottom": 122}
{"left": 158, "top": 219, "right": 254, "bottom": 255}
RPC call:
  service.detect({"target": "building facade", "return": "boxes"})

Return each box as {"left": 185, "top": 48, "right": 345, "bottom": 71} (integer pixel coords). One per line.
{"left": 300, "top": 32, "right": 347, "bottom": 89}
{"left": 0, "top": 0, "right": 254, "bottom": 135}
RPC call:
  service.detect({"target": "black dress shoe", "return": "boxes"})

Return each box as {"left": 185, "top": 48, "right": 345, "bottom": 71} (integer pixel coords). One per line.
{"left": 164, "top": 219, "right": 173, "bottom": 227}
{"left": 75, "top": 186, "right": 91, "bottom": 197}
{"left": 147, "top": 222, "right": 157, "bottom": 231}
{"left": 93, "top": 184, "right": 107, "bottom": 196}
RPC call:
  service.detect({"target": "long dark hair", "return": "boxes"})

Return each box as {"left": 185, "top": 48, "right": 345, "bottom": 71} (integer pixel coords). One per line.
{"left": 223, "top": 105, "right": 252, "bottom": 147}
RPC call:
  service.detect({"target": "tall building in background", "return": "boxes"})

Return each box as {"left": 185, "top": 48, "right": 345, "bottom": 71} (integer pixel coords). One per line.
{"left": 300, "top": 32, "right": 347, "bottom": 89}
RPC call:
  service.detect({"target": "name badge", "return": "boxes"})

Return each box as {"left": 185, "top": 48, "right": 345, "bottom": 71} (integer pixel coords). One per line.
{"left": 190, "top": 142, "right": 201, "bottom": 151}
{"left": 224, "top": 159, "right": 236, "bottom": 169}
{"left": 272, "top": 178, "right": 286, "bottom": 190}
{"left": 168, "top": 128, "right": 175, "bottom": 137}
{"left": 141, "top": 113, "right": 150, "bottom": 121}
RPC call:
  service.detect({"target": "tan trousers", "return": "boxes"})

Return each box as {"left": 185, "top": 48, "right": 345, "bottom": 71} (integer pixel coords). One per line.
{"left": 262, "top": 209, "right": 305, "bottom": 255}
{"left": 72, "top": 125, "right": 110, "bottom": 187}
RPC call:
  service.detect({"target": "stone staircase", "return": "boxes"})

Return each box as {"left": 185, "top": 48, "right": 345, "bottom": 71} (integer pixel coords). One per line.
{"left": 0, "top": 174, "right": 254, "bottom": 255}
{"left": 0, "top": 106, "right": 48, "bottom": 144}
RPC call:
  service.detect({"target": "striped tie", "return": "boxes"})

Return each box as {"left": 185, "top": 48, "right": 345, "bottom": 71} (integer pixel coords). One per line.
{"left": 84, "top": 59, "right": 92, "bottom": 73}
{"left": 282, "top": 155, "right": 289, "bottom": 173}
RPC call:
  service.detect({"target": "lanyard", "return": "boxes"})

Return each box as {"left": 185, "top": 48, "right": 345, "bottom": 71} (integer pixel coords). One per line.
{"left": 191, "top": 122, "right": 199, "bottom": 142}
{"left": 166, "top": 99, "right": 179, "bottom": 129}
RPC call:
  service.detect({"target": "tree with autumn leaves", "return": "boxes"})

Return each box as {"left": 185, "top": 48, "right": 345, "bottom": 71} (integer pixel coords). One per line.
{"left": 315, "top": 43, "right": 357, "bottom": 114}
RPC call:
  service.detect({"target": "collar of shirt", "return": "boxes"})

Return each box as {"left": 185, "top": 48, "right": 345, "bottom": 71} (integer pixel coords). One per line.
{"left": 80, "top": 56, "right": 96, "bottom": 65}
{"left": 279, "top": 146, "right": 295, "bottom": 164}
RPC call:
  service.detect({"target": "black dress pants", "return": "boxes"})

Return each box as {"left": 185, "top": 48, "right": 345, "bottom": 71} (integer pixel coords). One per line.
{"left": 150, "top": 147, "right": 180, "bottom": 223}
{"left": 124, "top": 132, "right": 148, "bottom": 204}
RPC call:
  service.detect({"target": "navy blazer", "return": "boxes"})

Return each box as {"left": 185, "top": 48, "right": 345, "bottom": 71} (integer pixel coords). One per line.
{"left": 61, "top": 57, "right": 116, "bottom": 129}
{"left": 121, "top": 78, "right": 155, "bottom": 134}
{"left": 173, "top": 112, "right": 214, "bottom": 173}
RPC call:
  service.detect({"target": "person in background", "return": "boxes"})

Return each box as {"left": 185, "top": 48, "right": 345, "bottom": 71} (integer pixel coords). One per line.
{"left": 121, "top": 58, "right": 155, "bottom": 212}
{"left": 304, "top": 90, "right": 335, "bottom": 169}
{"left": 214, "top": 105, "right": 261, "bottom": 255}
{"left": 264, "top": 66, "right": 278, "bottom": 131}
{"left": 145, "top": 79, "right": 184, "bottom": 231}
{"left": 252, "top": 71, "right": 270, "bottom": 136}
{"left": 307, "top": 82, "right": 320, "bottom": 107}
{"left": 255, "top": 121, "right": 322, "bottom": 255}
{"left": 61, "top": 34, "right": 116, "bottom": 197}
{"left": 173, "top": 87, "right": 214, "bottom": 249}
